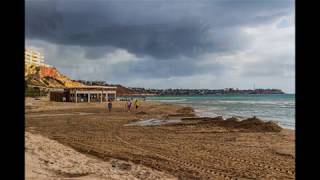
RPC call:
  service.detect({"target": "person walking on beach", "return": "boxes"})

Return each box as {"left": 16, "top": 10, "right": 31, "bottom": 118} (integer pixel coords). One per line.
{"left": 107, "top": 99, "right": 112, "bottom": 112}
{"left": 127, "top": 99, "right": 132, "bottom": 112}
{"left": 134, "top": 99, "right": 140, "bottom": 110}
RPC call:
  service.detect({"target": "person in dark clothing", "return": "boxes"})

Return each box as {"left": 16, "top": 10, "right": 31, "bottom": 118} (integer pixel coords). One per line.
{"left": 107, "top": 99, "right": 112, "bottom": 112}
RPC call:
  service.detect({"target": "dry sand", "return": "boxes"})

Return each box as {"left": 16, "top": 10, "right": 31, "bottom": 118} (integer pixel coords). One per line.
{"left": 25, "top": 132, "right": 177, "bottom": 180}
{"left": 25, "top": 97, "right": 295, "bottom": 179}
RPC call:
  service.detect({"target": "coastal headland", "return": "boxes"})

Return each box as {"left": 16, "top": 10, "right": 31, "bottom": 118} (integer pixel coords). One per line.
{"left": 25, "top": 97, "right": 295, "bottom": 179}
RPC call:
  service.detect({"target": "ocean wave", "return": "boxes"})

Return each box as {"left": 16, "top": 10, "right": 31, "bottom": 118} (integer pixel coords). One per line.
{"left": 150, "top": 98, "right": 295, "bottom": 107}
{"left": 148, "top": 96, "right": 295, "bottom": 129}
{"left": 194, "top": 110, "right": 220, "bottom": 118}
{"left": 155, "top": 99, "right": 187, "bottom": 102}
{"left": 193, "top": 106, "right": 295, "bottom": 129}
{"left": 194, "top": 106, "right": 226, "bottom": 111}
{"left": 215, "top": 100, "right": 295, "bottom": 105}
{"left": 176, "top": 99, "right": 294, "bottom": 106}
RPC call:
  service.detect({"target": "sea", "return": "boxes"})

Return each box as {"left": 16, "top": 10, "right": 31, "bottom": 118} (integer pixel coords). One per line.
{"left": 146, "top": 94, "right": 295, "bottom": 129}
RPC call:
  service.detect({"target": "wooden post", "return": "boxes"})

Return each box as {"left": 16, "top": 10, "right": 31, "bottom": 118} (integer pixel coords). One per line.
{"left": 88, "top": 92, "right": 90, "bottom": 103}
{"left": 75, "top": 91, "right": 77, "bottom": 103}
{"left": 100, "top": 92, "right": 102, "bottom": 103}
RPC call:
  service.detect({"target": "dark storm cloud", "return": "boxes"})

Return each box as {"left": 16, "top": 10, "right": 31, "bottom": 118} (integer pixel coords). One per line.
{"left": 25, "top": 0, "right": 295, "bottom": 92}
{"left": 26, "top": 0, "right": 293, "bottom": 59}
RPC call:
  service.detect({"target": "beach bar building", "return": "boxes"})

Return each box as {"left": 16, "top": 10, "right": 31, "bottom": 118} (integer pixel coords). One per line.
{"left": 49, "top": 86, "right": 117, "bottom": 103}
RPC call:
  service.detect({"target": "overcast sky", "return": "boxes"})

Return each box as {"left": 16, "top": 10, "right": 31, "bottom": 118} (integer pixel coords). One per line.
{"left": 25, "top": 0, "right": 295, "bottom": 93}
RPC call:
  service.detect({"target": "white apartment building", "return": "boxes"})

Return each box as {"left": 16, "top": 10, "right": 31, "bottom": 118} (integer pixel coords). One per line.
{"left": 25, "top": 48, "right": 45, "bottom": 66}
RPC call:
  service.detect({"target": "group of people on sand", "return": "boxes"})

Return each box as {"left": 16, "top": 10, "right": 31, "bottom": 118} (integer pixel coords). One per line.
{"left": 106, "top": 98, "right": 141, "bottom": 112}
{"left": 126, "top": 98, "right": 140, "bottom": 112}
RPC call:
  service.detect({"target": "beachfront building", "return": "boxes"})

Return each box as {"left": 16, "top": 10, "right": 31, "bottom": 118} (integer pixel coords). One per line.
{"left": 25, "top": 48, "right": 52, "bottom": 67}
{"left": 25, "top": 48, "right": 44, "bottom": 66}
{"left": 49, "top": 86, "right": 117, "bottom": 103}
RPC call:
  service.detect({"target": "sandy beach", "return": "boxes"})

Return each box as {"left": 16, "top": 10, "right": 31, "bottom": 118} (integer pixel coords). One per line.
{"left": 25, "top": 97, "right": 295, "bottom": 179}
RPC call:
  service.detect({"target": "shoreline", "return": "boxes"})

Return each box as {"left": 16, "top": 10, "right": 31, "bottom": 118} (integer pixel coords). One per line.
{"left": 25, "top": 96, "right": 295, "bottom": 131}
{"left": 25, "top": 97, "right": 295, "bottom": 179}
{"left": 145, "top": 98, "right": 295, "bottom": 130}
{"left": 192, "top": 108, "right": 295, "bottom": 131}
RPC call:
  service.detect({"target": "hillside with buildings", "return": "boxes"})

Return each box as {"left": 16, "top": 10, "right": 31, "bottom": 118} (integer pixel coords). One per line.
{"left": 129, "top": 87, "right": 285, "bottom": 96}
{"left": 25, "top": 64, "right": 84, "bottom": 88}
{"left": 25, "top": 48, "right": 84, "bottom": 89}
{"left": 25, "top": 49, "right": 133, "bottom": 99}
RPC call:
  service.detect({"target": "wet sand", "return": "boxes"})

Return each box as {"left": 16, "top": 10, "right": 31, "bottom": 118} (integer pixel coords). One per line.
{"left": 25, "top": 97, "right": 295, "bottom": 179}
